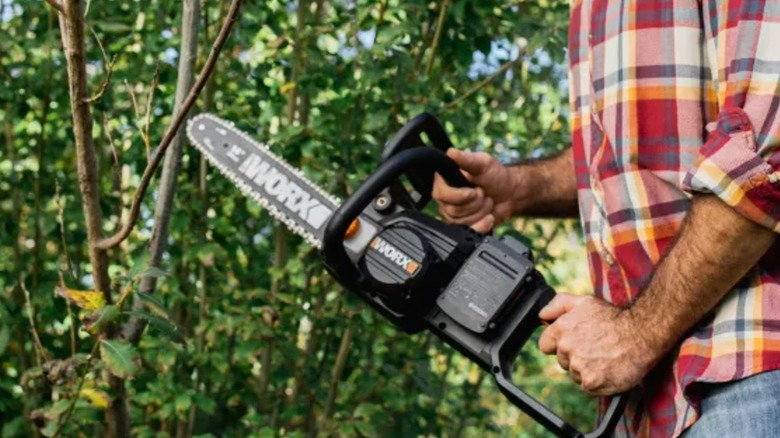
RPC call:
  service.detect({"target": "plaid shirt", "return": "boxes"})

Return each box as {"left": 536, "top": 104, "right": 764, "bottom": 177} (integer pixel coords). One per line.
{"left": 569, "top": 0, "right": 780, "bottom": 436}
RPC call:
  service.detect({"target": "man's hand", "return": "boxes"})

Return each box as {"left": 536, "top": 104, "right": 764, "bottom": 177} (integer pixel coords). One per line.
{"left": 432, "top": 148, "right": 580, "bottom": 230}
{"left": 432, "top": 149, "right": 518, "bottom": 233}
{"left": 538, "top": 294, "right": 659, "bottom": 396}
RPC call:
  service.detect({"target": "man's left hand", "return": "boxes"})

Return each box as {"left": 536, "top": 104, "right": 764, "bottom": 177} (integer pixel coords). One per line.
{"left": 538, "top": 294, "right": 660, "bottom": 396}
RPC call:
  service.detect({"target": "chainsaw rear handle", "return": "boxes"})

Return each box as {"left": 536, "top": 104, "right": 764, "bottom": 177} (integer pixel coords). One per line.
{"left": 323, "top": 147, "right": 472, "bottom": 287}
{"left": 488, "top": 285, "right": 629, "bottom": 438}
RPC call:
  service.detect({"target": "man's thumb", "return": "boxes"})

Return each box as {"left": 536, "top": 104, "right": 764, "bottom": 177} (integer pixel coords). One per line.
{"left": 446, "top": 149, "right": 494, "bottom": 176}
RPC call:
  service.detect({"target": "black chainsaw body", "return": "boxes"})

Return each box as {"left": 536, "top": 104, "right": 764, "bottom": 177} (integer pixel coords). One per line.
{"left": 321, "top": 113, "right": 627, "bottom": 438}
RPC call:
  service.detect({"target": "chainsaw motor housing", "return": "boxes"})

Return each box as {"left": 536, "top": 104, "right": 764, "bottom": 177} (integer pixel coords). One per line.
{"left": 322, "top": 113, "right": 627, "bottom": 438}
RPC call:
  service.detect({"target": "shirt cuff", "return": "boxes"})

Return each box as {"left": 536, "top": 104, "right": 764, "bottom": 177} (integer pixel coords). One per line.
{"left": 682, "top": 107, "right": 780, "bottom": 232}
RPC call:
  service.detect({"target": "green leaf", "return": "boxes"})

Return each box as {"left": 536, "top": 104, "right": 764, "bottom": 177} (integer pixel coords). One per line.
{"left": 139, "top": 266, "right": 169, "bottom": 279}
{"left": 354, "top": 421, "right": 377, "bottom": 437}
{"left": 0, "top": 325, "right": 9, "bottom": 356}
{"left": 353, "top": 402, "right": 381, "bottom": 419}
{"left": 83, "top": 305, "right": 120, "bottom": 334}
{"left": 95, "top": 21, "right": 132, "bottom": 33}
{"left": 125, "top": 310, "right": 185, "bottom": 343}
{"left": 175, "top": 393, "right": 191, "bottom": 414}
{"left": 256, "top": 428, "right": 275, "bottom": 438}
{"left": 193, "top": 395, "right": 217, "bottom": 415}
{"left": 129, "top": 254, "right": 150, "bottom": 278}
{"left": 317, "top": 34, "right": 340, "bottom": 54}
{"left": 100, "top": 340, "right": 140, "bottom": 379}
{"left": 276, "top": 293, "right": 297, "bottom": 305}
{"left": 338, "top": 423, "right": 355, "bottom": 437}
{"left": 135, "top": 292, "right": 169, "bottom": 318}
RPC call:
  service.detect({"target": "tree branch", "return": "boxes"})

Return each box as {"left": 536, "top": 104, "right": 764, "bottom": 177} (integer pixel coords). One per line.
{"left": 323, "top": 321, "right": 354, "bottom": 422}
{"left": 143, "top": 64, "right": 161, "bottom": 161}
{"left": 443, "top": 50, "right": 525, "bottom": 111}
{"left": 19, "top": 278, "right": 49, "bottom": 365}
{"left": 84, "top": 56, "right": 115, "bottom": 103}
{"left": 84, "top": 28, "right": 115, "bottom": 103}
{"left": 96, "top": 0, "right": 241, "bottom": 251}
{"left": 425, "top": 0, "right": 450, "bottom": 77}
{"left": 45, "top": 0, "right": 64, "bottom": 14}
{"left": 51, "top": 340, "right": 101, "bottom": 438}
{"left": 122, "top": 0, "right": 202, "bottom": 344}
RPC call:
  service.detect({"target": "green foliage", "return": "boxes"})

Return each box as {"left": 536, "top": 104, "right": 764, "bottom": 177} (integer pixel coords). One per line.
{"left": 124, "top": 310, "right": 185, "bottom": 344}
{"left": 83, "top": 304, "right": 121, "bottom": 334}
{"left": 0, "top": 0, "right": 595, "bottom": 437}
{"left": 100, "top": 340, "right": 141, "bottom": 380}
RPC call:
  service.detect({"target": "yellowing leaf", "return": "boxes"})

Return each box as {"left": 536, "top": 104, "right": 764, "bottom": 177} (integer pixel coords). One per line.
{"left": 55, "top": 286, "right": 106, "bottom": 311}
{"left": 468, "top": 365, "right": 479, "bottom": 385}
{"left": 279, "top": 81, "right": 297, "bottom": 95}
{"left": 79, "top": 388, "right": 110, "bottom": 409}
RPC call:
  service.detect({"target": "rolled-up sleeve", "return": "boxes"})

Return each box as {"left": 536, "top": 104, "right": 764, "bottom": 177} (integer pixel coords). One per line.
{"left": 682, "top": 1, "right": 780, "bottom": 232}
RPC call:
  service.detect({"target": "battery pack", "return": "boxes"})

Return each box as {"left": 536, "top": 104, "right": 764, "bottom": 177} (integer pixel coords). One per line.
{"left": 436, "top": 236, "right": 535, "bottom": 334}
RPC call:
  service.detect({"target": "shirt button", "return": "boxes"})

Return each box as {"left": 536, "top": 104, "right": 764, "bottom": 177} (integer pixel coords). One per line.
{"left": 602, "top": 250, "right": 614, "bottom": 265}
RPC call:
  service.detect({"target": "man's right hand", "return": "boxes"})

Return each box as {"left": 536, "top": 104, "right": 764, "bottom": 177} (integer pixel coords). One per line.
{"left": 432, "top": 149, "right": 518, "bottom": 233}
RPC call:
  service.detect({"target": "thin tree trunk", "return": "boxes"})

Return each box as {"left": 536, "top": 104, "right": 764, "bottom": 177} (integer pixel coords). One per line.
{"left": 286, "top": 0, "right": 309, "bottom": 124}
{"left": 322, "top": 321, "right": 354, "bottom": 421}
{"left": 257, "top": 0, "right": 309, "bottom": 410}
{"left": 188, "top": 2, "right": 222, "bottom": 435}
{"left": 452, "top": 372, "right": 486, "bottom": 438}
{"left": 58, "top": 0, "right": 112, "bottom": 300}
{"left": 4, "top": 103, "right": 20, "bottom": 280}
{"left": 306, "top": 309, "right": 341, "bottom": 437}
{"left": 5, "top": 98, "right": 39, "bottom": 438}
{"left": 58, "top": 1, "right": 125, "bottom": 435}
{"left": 288, "top": 275, "right": 325, "bottom": 404}
{"left": 256, "top": 228, "right": 288, "bottom": 412}
{"left": 123, "top": 0, "right": 201, "bottom": 344}
{"left": 33, "top": 11, "right": 55, "bottom": 296}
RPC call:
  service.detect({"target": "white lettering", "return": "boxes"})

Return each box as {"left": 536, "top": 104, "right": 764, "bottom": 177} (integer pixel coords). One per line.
{"left": 237, "top": 153, "right": 333, "bottom": 229}
{"left": 227, "top": 145, "right": 246, "bottom": 162}
{"left": 264, "top": 171, "right": 286, "bottom": 197}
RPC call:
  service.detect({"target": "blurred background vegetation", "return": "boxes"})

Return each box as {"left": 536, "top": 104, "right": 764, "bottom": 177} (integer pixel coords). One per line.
{"left": 0, "top": 0, "right": 596, "bottom": 436}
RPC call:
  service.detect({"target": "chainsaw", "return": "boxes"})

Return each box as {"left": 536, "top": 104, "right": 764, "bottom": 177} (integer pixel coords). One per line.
{"left": 186, "top": 112, "right": 627, "bottom": 438}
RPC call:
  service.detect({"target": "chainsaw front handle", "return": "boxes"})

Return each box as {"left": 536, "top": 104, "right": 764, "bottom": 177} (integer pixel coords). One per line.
{"left": 323, "top": 147, "right": 472, "bottom": 287}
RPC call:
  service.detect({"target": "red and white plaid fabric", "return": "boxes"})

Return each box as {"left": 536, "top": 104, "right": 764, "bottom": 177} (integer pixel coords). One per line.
{"left": 568, "top": 0, "right": 780, "bottom": 435}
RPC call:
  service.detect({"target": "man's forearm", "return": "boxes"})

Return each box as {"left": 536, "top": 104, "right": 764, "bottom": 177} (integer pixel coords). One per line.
{"left": 628, "top": 195, "right": 776, "bottom": 356}
{"left": 509, "top": 147, "right": 579, "bottom": 218}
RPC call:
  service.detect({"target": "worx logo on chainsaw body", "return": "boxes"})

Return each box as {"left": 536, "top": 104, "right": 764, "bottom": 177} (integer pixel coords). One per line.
{"left": 238, "top": 153, "right": 332, "bottom": 229}
{"left": 370, "top": 237, "right": 421, "bottom": 276}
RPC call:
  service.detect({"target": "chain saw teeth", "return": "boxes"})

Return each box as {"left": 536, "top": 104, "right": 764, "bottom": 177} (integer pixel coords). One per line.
{"left": 186, "top": 113, "right": 342, "bottom": 249}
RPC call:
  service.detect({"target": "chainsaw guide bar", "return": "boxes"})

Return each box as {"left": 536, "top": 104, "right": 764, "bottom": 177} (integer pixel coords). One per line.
{"left": 186, "top": 114, "right": 342, "bottom": 249}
